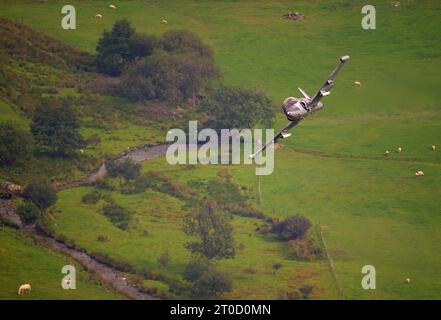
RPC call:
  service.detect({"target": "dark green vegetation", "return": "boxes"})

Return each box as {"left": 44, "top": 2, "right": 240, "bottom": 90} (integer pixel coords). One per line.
{"left": 0, "top": 0, "right": 440, "bottom": 299}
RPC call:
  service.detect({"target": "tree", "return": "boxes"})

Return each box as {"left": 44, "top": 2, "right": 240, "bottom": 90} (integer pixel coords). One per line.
{"left": 199, "top": 85, "right": 275, "bottom": 132}
{"left": 272, "top": 215, "right": 311, "bottom": 241}
{"left": 183, "top": 200, "right": 235, "bottom": 260}
{"left": 23, "top": 183, "right": 57, "bottom": 210}
{"left": 120, "top": 47, "right": 219, "bottom": 104}
{"left": 17, "top": 200, "right": 41, "bottom": 224}
{"left": 31, "top": 100, "right": 85, "bottom": 157}
{"left": 0, "top": 122, "right": 33, "bottom": 166}
{"left": 192, "top": 269, "right": 233, "bottom": 299}
{"left": 96, "top": 20, "right": 136, "bottom": 76}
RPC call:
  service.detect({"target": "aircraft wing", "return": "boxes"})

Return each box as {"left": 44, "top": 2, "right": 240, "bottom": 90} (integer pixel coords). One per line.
{"left": 249, "top": 121, "right": 299, "bottom": 160}
{"left": 308, "top": 55, "right": 350, "bottom": 108}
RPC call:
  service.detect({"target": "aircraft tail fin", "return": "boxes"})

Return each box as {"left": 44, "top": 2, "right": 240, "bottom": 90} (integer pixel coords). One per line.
{"left": 298, "top": 87, "right": 310, "bottom": 99}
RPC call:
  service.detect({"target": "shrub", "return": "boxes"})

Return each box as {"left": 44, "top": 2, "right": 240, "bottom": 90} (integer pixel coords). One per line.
{"left": 93, "top": 178, "right": 115, "bottom": 191}
{"left": 288, "top": 238, "right": 323, "bottom": 260}
{"left": 0, "top": 122, "right": 33, "bottom": 166}
{"left": 244, "top": 267, "right": 257, "bottom": 274}
{"left": 199, "top": 85, "right": 275, "bottom": 133}
{"left": 107, "top": 158, "right": 141, "bottom": 182}
{"left": 81, "top": 190, "right": 102, "bottom": 204}
{"left": 183, "top": 258, "right": 211, "bottom": 282}
{"left": 272, "top": 262, "right": 282, "bottom": 275}
{"left": 17, "top": 200, "right": 41, "bottom": 224}
{"left": 157, "top": 251, "right": 170, "bottom": 268}
{"left": 272, "top": 215, "right": 311, "bottom": 241}
{"left": 102, "top": 203, "right": 132, "bottom": 230}
{"left": 299, "top": 285, "right": 314, "bottom": 299}
{"left": 97, "top": 235, "right": 109, "bottom": 242}
{"left": 23, "top": 183, "right": 57, "bottom": 210}
{"left": 183, "top": 200, "right": 235, "bottom": 260}
{"left": 31, "top": 100, "right": 85, "bottom": 157}
{"left": 192, "top": 269, "right": 233, "bottom": 299}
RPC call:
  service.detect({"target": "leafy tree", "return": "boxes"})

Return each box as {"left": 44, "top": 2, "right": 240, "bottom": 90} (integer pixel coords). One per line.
{"left": 31, "top": 100, "right": 85, "bottom": 157}
{"left": 17, "top": 200, "right": 41, "bottom": 224}
{"left": 23, "top": 183, "right": 57, "bottom": 210}
{"left": 272, "top": 215, "right": 311, "bottom": 241}
{"left": 96, "top": 20, "right": 136, "bottom": 76}
{"left": 120, "top": 29, "right": 220, "bottom": 104}
{"left": 192, "top": 269, "right": 233, "bottom": 299}
{"left": 0, "top": 122, "right": 33, "bottom": 166}
{"left": 199, "top": 85, "right": 275, "bottom": 132}
{"left": 183, "top": 200, "right": 235, "bottom": 260}
{"left": 121, "top": 48, "right": 219, "bottom": 104}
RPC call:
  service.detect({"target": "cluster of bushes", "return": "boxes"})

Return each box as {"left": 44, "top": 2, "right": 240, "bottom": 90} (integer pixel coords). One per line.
{"left": 96, "top": 20, "right": 220, "bottom": 105}
{"left": 16, "top": 183, "right": 57, "bottom": 224}
{"left": 81, "top": 190, "right": 103, "bottom": 205}
{"left": 188, "top": 171, "right": 265, "bottom": 219}
{"left": 102, "top": 203, "right": 133, "bottom": 231}
{"left": 268, "top": 215, "right": 323, "bottom": 261}
{"left": 124, "top": 171, "right": 196, "bottom": 200}
{"left": 106, "top": 158, "right": 141, "bottom": 186}
{"left": 183, "top": 259, "right": 233, "bottom": 299}
{"left": 278, "top": 284, "right": 315, "bottom": 300}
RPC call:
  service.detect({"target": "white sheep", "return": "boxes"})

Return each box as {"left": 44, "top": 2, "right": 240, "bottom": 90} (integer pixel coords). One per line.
{"left": 405, "top": 278, "right": 411, "bottom": 284}
{"left": 18, "top": 284, "right": 31, "bottom": 295}
{"left": 109, "top": 4, "right": 116, "bottom": 9}
{"left": 354, "top": 81, "right": 362, "bottom": 87}
{"left": 396, "top": 147, "right": 402, "bottom": 153}
{"left": 95, "top": 13, "right": 103, "bottom": 19}
{"left": 161, "top": 19, "right": 168, "bottom": 24}
{"left": 432, "top": 145, "right": 436, "bottom": 151}
{"left": 384, "top": 150, "right": 390, "bottom": 156}
{"left": 415, "top": 170, "right": 424, "bottom": 177}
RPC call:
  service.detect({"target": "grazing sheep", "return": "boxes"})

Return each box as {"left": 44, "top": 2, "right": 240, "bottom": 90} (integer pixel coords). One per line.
{"left": 405, "top": 278, "right": 411, "bottom": 284}
{"left": 95, "top": 13, "right": 103, "bottom": 19}
{"left": 415, "top": 170, "right": 424, "bottom": 177}
{"left": 18, "top": 284, "right": 31, "bottom": 295}
{"left": 384, "top": 150, "right": 390, "bottom": 156}
{"left": 432, "top": 145, "right": 436, "bottom": 151}
{"left": 109, "top": 4, "right": 116, "bottom": 9}
{"left": 161, "top": 19, "right": 168, "bottom": 24}
{"left": 396, "top": 147, "right": 402, "bottom": 153}
{"left": 354, "top": 81, "right": 362, "bottom": 87}
{"left": 80, "top": 149, "right": 84, "bottom": 154}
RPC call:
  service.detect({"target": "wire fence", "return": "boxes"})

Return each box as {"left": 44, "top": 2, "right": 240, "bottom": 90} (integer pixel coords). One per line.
{"left": 317, "top": 220, "right": 345, "bottom": 300}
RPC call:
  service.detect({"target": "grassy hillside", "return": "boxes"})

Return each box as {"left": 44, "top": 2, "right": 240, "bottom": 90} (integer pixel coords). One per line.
{"left": 0, "top": 0, "right": 440, "bottom": 299}
{"left": 0, "top": 226, "right": 122, "bottom": 299}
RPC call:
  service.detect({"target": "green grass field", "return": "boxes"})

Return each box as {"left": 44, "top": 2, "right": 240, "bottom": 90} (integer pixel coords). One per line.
{"left": 0, "top": 0, "right": 440, "bottom": 299}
